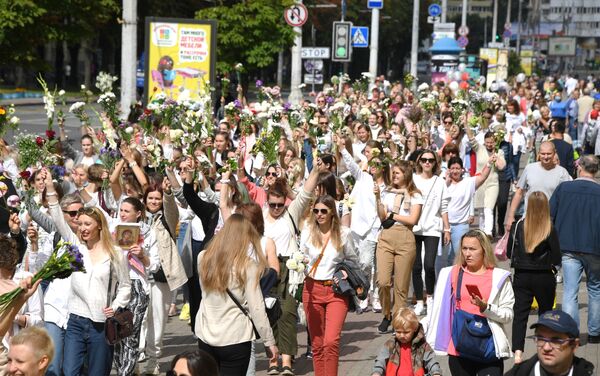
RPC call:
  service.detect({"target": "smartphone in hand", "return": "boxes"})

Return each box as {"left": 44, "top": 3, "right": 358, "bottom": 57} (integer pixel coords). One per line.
{"left": 465, "top": 284, "right": 482, "bottom": 299}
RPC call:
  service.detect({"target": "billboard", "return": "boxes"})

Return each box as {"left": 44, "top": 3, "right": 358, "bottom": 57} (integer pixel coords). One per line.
{"left": 479, "top": 48, "right": 498, "bottom": 89}
{"left": 548, "top": 37, "right": 576, "bottom": 56}
{"left": 144, "top": 18, "right": 216, "bottom": 103}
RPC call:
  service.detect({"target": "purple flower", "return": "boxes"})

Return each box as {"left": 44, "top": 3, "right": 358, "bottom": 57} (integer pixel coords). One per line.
{"left": 283, "top": 102, "right": 292, "bottom": 111}
{"left": 234, "top": 99, "right": 242, "bottom": 109}
{"left": 326, "top": 96, "right": 334, "bottom": 104}
{"left": 256, "top": 80, "right": 263, "bottom": 88}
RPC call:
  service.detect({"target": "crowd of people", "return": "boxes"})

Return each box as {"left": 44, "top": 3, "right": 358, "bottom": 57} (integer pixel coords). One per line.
{"left": 0, "top": 70, "right": 598, "bottom": 376}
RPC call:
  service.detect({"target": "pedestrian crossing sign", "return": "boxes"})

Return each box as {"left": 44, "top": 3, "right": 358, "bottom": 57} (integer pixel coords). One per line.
{"left": 351, "top": 26, "right": 369, "bottom": 48}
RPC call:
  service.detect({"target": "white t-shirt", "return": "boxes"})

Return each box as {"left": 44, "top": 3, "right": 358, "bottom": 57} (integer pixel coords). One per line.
{"left": 381, "top": 190, "right": 424, "bottom": 219}
{"left": 447, "top": 177, "right": 477, "bottom": 224}
{"left": 264, "top": 214, "right": 292, "bottom": 257}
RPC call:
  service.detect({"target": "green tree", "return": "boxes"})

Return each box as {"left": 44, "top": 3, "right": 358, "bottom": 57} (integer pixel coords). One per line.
{"left": 195, "top": 0, "right": 296, "bottom": 74}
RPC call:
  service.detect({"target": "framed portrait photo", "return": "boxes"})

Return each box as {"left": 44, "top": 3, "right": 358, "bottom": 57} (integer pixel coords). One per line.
{"left": 115, "top": 224, "right": 141, "bottom": 250}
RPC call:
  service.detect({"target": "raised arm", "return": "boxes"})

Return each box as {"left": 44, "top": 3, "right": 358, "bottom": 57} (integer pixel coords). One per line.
{"left": 474, "top": 156, "right": 495, "bottom": 189}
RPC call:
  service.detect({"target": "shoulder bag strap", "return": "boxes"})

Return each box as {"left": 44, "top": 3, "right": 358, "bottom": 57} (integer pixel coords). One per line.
{"left": 455, "top": 267, "right": 465, "bottom": 307}
{"left": 226, "top": 288, "right": 260, "bottom": 338}
{"left": 307, "top": 237, "right": 330, "bottom": 278}
{"left": 511, "top": 218, "right": 524, "bottom": 262}
{"left": 107, "top": 261, "right": 113, "bottom": 308}
{"left": 423, "top": 176, "right": 438, "bottom": 204}
{"left": 287, "top": 210, "right": 300, "bottom": 236}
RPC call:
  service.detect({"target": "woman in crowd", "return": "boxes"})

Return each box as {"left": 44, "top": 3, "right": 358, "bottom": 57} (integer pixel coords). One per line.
{"left": 112, "top": 197, "right": 160, "bottom": 376}
{"left": 427, "top": 230, "right": 514, "bottom": 376}
{"left": 44, "top": 168, "right": 131, "bottom": 376}
{"left": 507, "top": 191, "right": 561, "bottom": 364}
{"left": 444, "top": 156, "right": 494, "bottom": 268}
{"left": 412, "top": 151, "right": 450, "bottom": 316}
{"left": 195, "top": 214, "right": 278, "bottom": 376}
{"left": 168, "top": 350, "right": 219, "bottom": 376}
{"left": 374, "top": 160, "right": 423, "bottom": 333}
{"left": 301, "top": 195, "right": 359, "bottom": 376}
{"left": 139, "top": 180, "right": 187, "bottom": 375}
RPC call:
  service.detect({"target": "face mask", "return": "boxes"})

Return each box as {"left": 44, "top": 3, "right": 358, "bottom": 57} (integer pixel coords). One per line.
{"left": 163, "top": 69, "right": 176, "bottom": 81}
{"left": 555, "top": 96, "right": 561, "bottom": 101}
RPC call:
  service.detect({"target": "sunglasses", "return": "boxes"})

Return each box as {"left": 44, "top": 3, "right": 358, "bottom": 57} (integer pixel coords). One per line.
{"left": 443, "top": 121, "right": 453, "bottom": 125}
{"left": 62, "top": 210, "right": 80, "bottom": 218}
{"left": 78, "top": 207, "right": 97, "bottom": 216}
{"left": 266, "top": 171, "right": 278, "bottom": 177}
{"left": 312, "top": 208, "right": 329, "bottom": 215}
{"left": 268, "top": 202, "right": 285, "bottom": 209}
{"left": 319, "top": 122, "right": 328, "bottom": 125}
{"left": 419, "top": 158, "right": 436, "bottom": 164}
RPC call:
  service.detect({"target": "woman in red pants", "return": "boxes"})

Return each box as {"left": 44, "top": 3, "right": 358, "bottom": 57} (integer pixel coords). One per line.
{"left": 301, "top": 195, "right": 359, "bottom": 376}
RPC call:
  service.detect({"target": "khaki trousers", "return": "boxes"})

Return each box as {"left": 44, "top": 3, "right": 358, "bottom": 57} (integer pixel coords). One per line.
{"left": 376, "top": 224, "right": 416, "bottom": 319}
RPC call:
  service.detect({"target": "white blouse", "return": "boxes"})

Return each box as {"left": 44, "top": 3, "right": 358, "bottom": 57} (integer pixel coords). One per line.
{"left": 300, "top": 227, "right": 359, "bottom": 280}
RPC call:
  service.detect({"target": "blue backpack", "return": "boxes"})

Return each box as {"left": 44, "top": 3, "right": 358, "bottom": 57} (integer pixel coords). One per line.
{"left": 451, "top": 268, "right": 497, "bottom": 363}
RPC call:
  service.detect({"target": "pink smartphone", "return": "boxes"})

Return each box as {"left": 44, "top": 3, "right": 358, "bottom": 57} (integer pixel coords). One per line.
{"left": 465, "top": 284, "right": 482, "bottom": 299}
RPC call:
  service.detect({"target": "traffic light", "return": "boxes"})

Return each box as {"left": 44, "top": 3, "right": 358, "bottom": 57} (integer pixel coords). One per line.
{"left": 332, "top": 21, "right": 352, "bottom": 62}
{"left": 495, "top": 34, "right": 500, "bottom": 41}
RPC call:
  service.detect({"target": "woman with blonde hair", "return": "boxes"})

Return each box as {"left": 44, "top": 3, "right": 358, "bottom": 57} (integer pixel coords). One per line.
{"left": 301, "top": 194, "right": 359, "bottom": 376}
{"left": 43, "top": 168, "right": 131, "bottom": 376}
{"left": 507, "top": 191, "right": 561, "bottom": 364}
{"left": 427, "top": 230, "right": 514, "bottom": 376}
{"left": 374, "top": 160, "right": 423, "bottom": 333}
{"left": 195, "top": 214, "right": 278, "bottom": 376}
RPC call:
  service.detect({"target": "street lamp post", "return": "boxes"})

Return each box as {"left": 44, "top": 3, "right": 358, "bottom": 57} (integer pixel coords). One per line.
{"left": 409, "top": 0, "right": 419, "bottom": 83}
{"left": 120, "top": 0, "right": 137, "bottom": 118}
{"left": 368, "top": 7, "right": 380, "bottom": 86}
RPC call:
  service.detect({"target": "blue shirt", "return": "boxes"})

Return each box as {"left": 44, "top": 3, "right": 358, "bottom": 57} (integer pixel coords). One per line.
{"left": 550, "top": 99, "right": 568, "bottom": 119}
{"left": 550, "top": 179, "right": 600, "bottom": 255}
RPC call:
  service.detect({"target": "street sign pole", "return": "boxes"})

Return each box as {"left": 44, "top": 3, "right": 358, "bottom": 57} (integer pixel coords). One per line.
{"left": 410, "top": 0, "right": 419, "bottom": 85}
{"left": 288, "top": 0, "right": 305, "bottom": 104}
{"left": 368, "top": 7, "right": 379, "bottom": 87}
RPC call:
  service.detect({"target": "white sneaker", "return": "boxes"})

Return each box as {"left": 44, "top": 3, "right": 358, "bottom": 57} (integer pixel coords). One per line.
{"left": 414, "top": 301, "right": 426, "bottom": 316}
{"left": 426, "top": 296, "right": 434, "bottom": 310}
{"left": 372, "top": 297, "right": 382, "bottom": 313}
{"left": 359, "top": 297, "right": 370, "bottom": 312}
{"left": 137, "top": 352, "right": 146, "bottom": 363}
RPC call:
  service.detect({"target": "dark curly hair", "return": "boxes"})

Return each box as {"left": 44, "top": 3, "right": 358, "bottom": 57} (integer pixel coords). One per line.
{"left": 0, "top": 234, "right": 19, "bottom": 270}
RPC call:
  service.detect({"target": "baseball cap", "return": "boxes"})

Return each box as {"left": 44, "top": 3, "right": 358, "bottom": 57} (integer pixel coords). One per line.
{"left": 530, "top": 309, "right": 579, "bottom": 338}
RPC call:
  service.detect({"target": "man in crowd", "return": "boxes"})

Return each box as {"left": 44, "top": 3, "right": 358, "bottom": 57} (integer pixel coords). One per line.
{"left": 505, "top": 310, "right": 594, "bottom": 375}
{"left": 550, "top": 155, "right": 600, "bottom": 344}
{"left": 549, "top": 119, "right": 575, "bottom": 177}
{"left": 505, "top": 141, "right": 571, "bottom": 231}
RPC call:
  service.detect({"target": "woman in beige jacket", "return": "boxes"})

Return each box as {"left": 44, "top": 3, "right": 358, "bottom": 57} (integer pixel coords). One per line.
{"left": 196, "top": 214, "right": 278, "bottom": 376}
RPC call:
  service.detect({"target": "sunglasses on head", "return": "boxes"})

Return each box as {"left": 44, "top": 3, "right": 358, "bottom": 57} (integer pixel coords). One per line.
{"left": 312, "top": 208, "right": 329, "bottom": 215}
{"left": 268, "top": 202, "right": 285, "bottom": 209}
{"left": 420, "top": 158, "right": 436, "bottom": 164}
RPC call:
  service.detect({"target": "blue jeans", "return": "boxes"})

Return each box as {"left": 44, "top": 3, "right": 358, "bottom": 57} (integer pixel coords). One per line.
{"left": 45, "top": 322, "right": 66, "bottom": 376}
{"left": 62, "top": 314, "right": 114, "bottom": 376}
{"left": 449, "top": 223, "right": 470, "bottom": 266}
{"left": 561, "top": 252, "right": 600, "bottom": 336}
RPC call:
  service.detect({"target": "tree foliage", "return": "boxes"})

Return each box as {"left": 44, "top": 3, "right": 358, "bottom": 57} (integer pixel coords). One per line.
{"left": 195, "top": 0, "right": 296, "bottom": 73}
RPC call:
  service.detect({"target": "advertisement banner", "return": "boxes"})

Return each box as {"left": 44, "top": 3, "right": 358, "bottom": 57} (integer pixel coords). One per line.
{"left": 479, "top": 48, "right": 498, "bottom": 89}
{"left": 520, "top": 49, "right": 534, "bottom": 76}
{"left": 144, "top": 18, "right": 216, "bottom": 103}
{"left": 497, "top": 49, "right": 509, "bottom": 82}
{"left": 548, "top": 37, "right": 577, "bottom": 56}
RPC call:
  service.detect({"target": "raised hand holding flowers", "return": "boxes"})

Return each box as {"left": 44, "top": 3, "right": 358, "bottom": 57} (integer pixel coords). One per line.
{"left": 0, "top": 241, "right": 85, "bottom": 314}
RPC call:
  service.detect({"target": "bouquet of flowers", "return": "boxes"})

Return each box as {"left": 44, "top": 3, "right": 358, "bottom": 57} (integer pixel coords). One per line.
{"left": 0, "top": 241, "right": 85, "bottom": 314}
{"left": 0, "top": 105, "right": 20, "bottom": 137}
{"left": 97, "top": 92, "right": 120, "bottom": 128}
{"left": 252, "top": 126, "right": 281, "bottom": 165}
{"left": 285, "top": 251, "right": 307, "bottom": 274}
{"left": 15, "top": 134, "right": 60, "bottom": 172}
{"left": 37, "top": 76, "right": 55, "bottom": 131}
{"left": 95, "top": 71, "right": 119, "bottom": 94}
{"left": 69, "top": 102, "right": 91, "bottom": 127}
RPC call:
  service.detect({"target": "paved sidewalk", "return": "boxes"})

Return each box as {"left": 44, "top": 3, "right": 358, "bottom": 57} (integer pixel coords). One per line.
{"left": 146, "top": 261, "right": 598, "bottom": 375}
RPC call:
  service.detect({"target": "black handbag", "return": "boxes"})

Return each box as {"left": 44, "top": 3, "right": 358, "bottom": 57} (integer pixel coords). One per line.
{"left": 380, "top": 193, "right": 403, "bottom": 229}
{"left": 380, "top": 213, "right": 395, "bottom": 229}
{"left": 104, "top": 262, "right": 134, "bottom": 345}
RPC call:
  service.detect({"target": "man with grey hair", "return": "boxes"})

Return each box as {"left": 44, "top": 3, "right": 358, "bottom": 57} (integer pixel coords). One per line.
{"left": 550, "top": 154, "right": 600, "bottom": 344}
{"left": 578, "top": 87, "right": 595, "bottom": 141}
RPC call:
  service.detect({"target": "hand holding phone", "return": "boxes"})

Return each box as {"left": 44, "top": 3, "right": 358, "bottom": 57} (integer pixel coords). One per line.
{"left": 465, "top": 284, "right": 482, "bottom": 299}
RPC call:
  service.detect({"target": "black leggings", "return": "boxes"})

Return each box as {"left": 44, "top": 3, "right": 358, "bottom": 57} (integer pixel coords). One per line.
{"left": 495, "top": 179, "right": 510, "bottom": 237}
{"left": 448, "top": 355, "right": 503, "bottom": 376}
{"left": 512, "top": 269, "right": 556, "bottom": 352}
{"left": 412, "top": 235, "right": 440, "bottom": 300}
{"left": 198, "top": 340, "right": 251, "bottom": 376}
